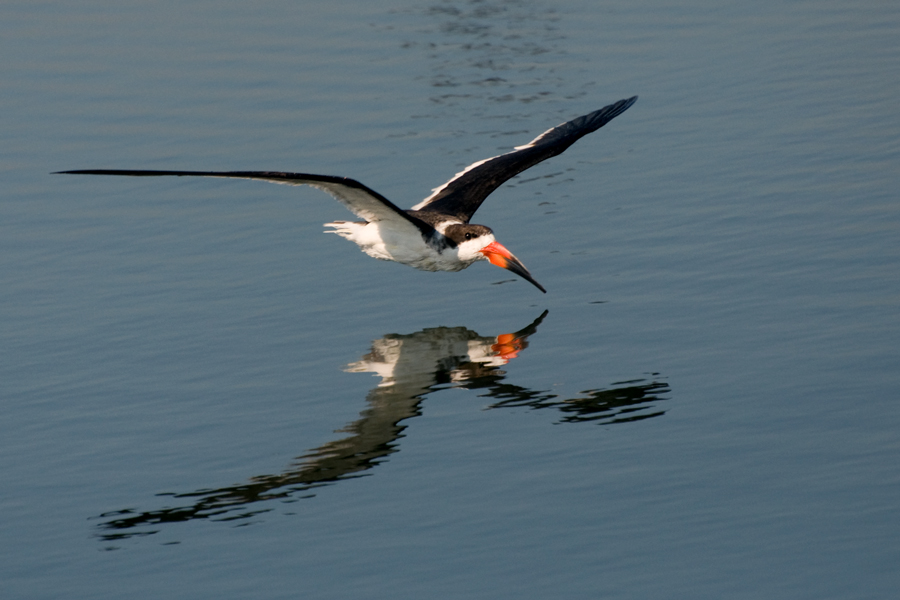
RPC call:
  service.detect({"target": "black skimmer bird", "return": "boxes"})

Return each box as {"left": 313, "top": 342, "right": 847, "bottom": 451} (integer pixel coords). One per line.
{"left": 58, "top": 96, "right": 637, "bottom": 293}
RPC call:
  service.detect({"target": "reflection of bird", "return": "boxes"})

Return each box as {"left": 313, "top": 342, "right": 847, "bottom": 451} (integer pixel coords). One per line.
{"left": 93, "top": 311, "right": 669, "bottom": 541}
{"left": 57, "top": 97, "right": 637, "bottom": 292}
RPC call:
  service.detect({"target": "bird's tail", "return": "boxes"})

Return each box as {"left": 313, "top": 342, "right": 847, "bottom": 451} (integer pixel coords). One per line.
{"left": 324, "top": 220, "right": 365, "bottom": 240}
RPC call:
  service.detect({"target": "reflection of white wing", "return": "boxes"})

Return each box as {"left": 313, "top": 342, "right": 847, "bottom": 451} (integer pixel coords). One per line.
{"left": 345, "top": 327, "right": 508, "bottom": 389}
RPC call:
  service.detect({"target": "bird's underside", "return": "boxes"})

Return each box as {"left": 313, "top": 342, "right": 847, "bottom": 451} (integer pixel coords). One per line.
{"left": 56, "top": 96, "right": 637, "bottom": 293}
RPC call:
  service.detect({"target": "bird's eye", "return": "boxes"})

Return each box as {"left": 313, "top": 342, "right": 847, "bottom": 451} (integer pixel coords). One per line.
{"left": 465, "top": 232, "right": 472, "bottom": 240}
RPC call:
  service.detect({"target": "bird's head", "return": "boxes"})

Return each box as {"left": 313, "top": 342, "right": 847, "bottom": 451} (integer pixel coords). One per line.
{"left": 445, "top": 224, "right": 546, "bottom": 293}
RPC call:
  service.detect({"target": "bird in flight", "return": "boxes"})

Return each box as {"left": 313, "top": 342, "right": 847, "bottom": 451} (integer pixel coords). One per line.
{"left": 58, "top": 96, "right": 637, "bottom": 293}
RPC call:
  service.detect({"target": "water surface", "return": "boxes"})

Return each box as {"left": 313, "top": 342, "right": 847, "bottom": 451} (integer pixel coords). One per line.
{"left": 2, "top": 0, "right": 898, "bottom": 598}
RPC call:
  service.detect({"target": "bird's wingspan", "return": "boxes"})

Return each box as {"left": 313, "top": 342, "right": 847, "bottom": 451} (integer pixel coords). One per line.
{"left": 411, "top": 96, "right": 638, "bottom": 222}
{"left": 55, "top": 169, "right": 436, "bottom": 238}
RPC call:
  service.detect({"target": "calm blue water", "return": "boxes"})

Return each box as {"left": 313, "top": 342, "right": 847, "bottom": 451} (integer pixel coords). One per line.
{"left": 2, "top": 0, "right": 898, "bottom": 598}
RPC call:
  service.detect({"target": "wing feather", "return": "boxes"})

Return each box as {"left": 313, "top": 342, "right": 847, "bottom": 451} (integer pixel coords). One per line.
{"left": 411, "top": 96, "right": 637, "bottom": 222}
{"left": 56, "top": 169, "right": 435, "bottom": 238}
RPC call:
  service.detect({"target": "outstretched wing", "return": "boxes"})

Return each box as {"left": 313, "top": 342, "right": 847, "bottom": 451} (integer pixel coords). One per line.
{"left": 411, "top": 96, "right": 638, "bottom": 222}
{"left": 56, "top": 169, "right": 436, "bottom": 238}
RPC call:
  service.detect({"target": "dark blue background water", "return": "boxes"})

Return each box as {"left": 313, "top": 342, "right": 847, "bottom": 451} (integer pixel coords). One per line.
{"left": 2, "top": 1, "right": 898, "bottom": 598}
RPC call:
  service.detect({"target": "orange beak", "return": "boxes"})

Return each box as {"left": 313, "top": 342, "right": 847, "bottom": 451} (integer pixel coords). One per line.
{"left": 479, "top": 241, "right": 546, "bottom": 293}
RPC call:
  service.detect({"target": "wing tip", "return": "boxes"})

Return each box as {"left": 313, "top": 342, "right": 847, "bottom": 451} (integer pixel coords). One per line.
{"left": 621, "top": 95, "right": 639, "bottom": 111}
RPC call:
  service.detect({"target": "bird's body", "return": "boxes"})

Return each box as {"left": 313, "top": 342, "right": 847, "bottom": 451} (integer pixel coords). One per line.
{"left": 324, "top": 217, "right": 488, "bottom": 272}
{"left": 57, "top": 96, "right": 637, "bottom": 293}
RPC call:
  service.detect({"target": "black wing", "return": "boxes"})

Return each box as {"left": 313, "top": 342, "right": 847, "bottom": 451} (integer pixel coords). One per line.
{"left": 411, "top": 96, "right": 638, "bottom": 222}
{"left": 55, "top": 169, "right": 436, "bottom": 239}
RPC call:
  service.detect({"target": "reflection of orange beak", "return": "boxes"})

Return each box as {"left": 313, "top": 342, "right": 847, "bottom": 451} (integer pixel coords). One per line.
{"left": 478, "top": 241, "right": 547, "bottom": 293}
{"left": 491, "top": 332, "right": 524, "bottom": 359}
